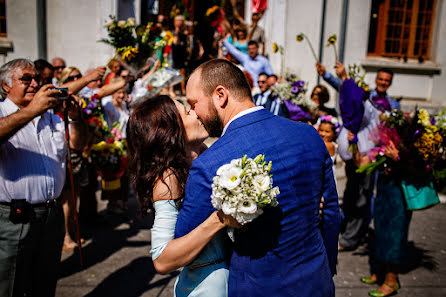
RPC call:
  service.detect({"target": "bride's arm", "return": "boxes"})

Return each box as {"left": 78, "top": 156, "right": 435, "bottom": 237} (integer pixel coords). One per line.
{"left": 151, "top": 171, "right": 231, "bottom": 275}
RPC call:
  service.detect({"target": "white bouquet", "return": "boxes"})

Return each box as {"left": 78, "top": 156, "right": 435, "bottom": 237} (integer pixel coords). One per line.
{"left": 211, "top": 154, "right": 280, "bottom": 226}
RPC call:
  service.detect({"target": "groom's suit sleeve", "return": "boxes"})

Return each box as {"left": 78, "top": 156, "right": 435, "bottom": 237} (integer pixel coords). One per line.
{"left": 174, "top": 158, "right": 216, "bottom": 238}
{"left": 321, "top": 150, "right": 341, "bottom": 275}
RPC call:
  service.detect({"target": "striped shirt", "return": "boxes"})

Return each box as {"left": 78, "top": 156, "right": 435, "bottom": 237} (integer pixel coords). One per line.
{"left": 0, "top": 98, "right": 66, "bottom": 204}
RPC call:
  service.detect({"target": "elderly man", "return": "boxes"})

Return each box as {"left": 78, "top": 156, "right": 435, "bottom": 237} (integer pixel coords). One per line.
{"left": 0, "top": 59, "right": 81, "bottom": 297}
{"left": 52, "top": 57, "right": 66, "bottom": 86}
{"left": 223, "top": 39, "right": 273, "bottom": 88}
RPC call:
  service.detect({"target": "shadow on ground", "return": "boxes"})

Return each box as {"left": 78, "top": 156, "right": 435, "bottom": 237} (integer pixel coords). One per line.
{"left": 58, "top": 194, "right": 154, "bottom": 279}
{"left": 84, "top": 256, "right": 179, "bottom": 297}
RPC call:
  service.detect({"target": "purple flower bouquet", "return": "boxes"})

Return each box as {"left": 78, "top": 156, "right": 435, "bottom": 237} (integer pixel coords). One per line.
{"left": 339, "top": 78, "right": 366, "bottom": 153}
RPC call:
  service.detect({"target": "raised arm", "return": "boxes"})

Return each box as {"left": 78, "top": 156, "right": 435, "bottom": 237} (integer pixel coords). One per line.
{"left": 223, "top": 38, "right": 248, "bottom": 64}
{"left": 151, "top": 171, "right": 233, "bottom": 275}
{"left": 0, "top": 85, "right": 60, "bottom": 144}
{"left": 316, "top": 62, "right": 342, "bottom": 91}
{"left": 96, "top": 78, "right": 126, "bottom": 99}
{"left": 60, "top": 66, "right": 106, "bottom": 94}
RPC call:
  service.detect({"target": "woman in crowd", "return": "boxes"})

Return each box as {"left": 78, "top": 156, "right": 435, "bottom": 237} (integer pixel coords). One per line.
{"left": 227, "top": 24, "right": 249, "bottom": 55}
{"left": 127, "top": 95, "right": 236, "bottom": 296}
{"left": 102, "top": 83, "right": 131, "bottom": 213}
{"left": 311, "top": 85, "right": 338, "bottom": 118}
{"left": 105, "top": 59, "right": 121, "bottom": 85}
{"left": 356, "top": 139, "right": 411, "bottom": 297}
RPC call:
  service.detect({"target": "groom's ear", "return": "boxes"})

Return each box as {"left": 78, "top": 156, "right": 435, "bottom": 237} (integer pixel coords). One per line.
{"left": 213, "top": 85, "right": 229, "bottom": 108}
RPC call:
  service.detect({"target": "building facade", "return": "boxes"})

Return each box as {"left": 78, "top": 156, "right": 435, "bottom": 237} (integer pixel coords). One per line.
{"left": 2, "top": 0, "right": 445, "bottom": 110}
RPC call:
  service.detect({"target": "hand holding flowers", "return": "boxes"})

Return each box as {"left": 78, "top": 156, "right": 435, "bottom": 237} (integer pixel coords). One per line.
{"left": 211, "top": 154, "right": 280, "bottom": 227}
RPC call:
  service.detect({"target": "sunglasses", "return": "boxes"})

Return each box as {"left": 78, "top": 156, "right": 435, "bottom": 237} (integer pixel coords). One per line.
{"left": 65, "top": 74, "right": 82, "bottom": 82}
{"left": 53, "top": 66, "right": 65, "bottom": 70}
{"left": 19, "top": 75, "right": 39, "bottom": 85}
{"left": 258, "top": 80, "right": 266, "bottom": 84}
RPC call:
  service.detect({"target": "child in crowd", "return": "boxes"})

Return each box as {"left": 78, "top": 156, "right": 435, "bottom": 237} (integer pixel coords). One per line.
{"left": 317, "top": 115, "right": 340, "bottom": 167}
{"left": 105, "top": 59, "right": 121, "bottom": 85}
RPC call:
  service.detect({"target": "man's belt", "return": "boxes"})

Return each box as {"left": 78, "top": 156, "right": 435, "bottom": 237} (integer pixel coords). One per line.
{"left": 0, "top": 198, "right": 61, "bottom": 209}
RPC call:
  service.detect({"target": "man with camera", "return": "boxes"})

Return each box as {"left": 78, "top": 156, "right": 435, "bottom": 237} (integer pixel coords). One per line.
{"left": 0, "top": 58, "right": 83, "bottom": 297}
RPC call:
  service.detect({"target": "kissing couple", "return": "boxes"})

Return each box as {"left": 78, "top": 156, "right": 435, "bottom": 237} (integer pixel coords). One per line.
{"left": 127, "top": 59, "right": 341, "bottom": 297}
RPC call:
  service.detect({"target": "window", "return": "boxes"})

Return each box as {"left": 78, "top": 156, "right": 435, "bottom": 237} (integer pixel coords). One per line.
{"left": 0, "top": 0, "right": 5, "bottom": 37}
{"left": 367, "top": 0, "right": 436, "bottom": 60}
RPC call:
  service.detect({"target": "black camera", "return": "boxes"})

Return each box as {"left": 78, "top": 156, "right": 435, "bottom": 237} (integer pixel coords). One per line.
{"left": 55, "top": 87, "right": 69, "bottom": 100}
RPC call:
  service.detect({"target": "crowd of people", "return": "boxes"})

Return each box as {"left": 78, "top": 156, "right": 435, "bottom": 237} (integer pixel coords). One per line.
{"left": 0, "top": 4, "right": 435, "bottom": 297}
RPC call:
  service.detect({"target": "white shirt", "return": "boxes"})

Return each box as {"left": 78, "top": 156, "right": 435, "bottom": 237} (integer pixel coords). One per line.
{"left": 103, "top": 100, "right": 130, "bottom": 138}
{"left": 0, "top": 98, "right": 67, "bottom": 203}
{"left": 221, "top": 106, "right": 264, "bottom": 136}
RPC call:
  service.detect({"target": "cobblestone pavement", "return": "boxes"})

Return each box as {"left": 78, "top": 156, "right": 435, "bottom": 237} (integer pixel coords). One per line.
{"left": 56, "top": 162, "right": 446, "bottom": 297}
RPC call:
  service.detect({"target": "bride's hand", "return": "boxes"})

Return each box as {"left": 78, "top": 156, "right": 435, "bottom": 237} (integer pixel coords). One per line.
{"left": 216, "top": 210, "right": 242, "bottom": 229}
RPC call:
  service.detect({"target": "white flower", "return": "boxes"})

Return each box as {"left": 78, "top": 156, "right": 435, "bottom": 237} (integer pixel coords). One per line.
{"left": 238, "top": 199, "right": 257, "bottom": 214}
{"left": 216, "top": 163, "right": 232, "bottom": 176}
{"left": 253, "top": 175, "right": 270, "bottom": 192}
{"left": 117, "top": 20, "right": 126, "bottom": 27}
{"left": 222, "top": 200, "right": 236, "bottom": 215}
{"left": 235, "top": 208, "right": 263, "bottom": 225}
{"left": 218, "top": 165, "right": 243, "bottom": 190}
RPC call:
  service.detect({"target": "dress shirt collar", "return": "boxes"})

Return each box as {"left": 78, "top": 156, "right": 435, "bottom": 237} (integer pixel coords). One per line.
{"left": 221, "top": 106, "right": 263, "bottom": 136}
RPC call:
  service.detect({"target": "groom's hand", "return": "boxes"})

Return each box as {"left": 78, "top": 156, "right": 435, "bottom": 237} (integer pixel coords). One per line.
{"left": 217, "top": 210, "right": 242, "bottom": 228}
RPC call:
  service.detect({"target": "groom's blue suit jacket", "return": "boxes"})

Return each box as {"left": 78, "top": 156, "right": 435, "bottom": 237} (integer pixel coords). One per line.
{"left": 175, "top": 109, "right": 341, "bottom": 297}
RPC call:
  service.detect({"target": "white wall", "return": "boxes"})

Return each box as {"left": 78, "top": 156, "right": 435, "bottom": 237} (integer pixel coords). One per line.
{"left": 6, "top": 0, "right": 39, "bottom": 61}
{"left": 47, "top": 0, "right": 117, "bottom": 73}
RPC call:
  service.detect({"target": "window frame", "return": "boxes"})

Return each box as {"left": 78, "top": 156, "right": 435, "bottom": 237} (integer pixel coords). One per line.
{"left": 367, "top": 0, "right": 437, "bottom": 60}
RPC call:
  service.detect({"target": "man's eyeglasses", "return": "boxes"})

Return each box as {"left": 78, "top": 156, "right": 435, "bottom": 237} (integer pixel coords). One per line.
{"left": 53, "top": 66, "right": 65, "bottom": 70}
{"left": 18, "top": 75, "right": 39, "bottom": 85}
{"left": 65, "top": 74, "right": 82, "bottom": 82}
{"left": 258, "top": 80, "right": 266, "bottom": 84}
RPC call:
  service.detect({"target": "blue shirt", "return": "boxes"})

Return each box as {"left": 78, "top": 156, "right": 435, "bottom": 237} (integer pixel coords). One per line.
{"left": 0, "top": 98, "right": 66, "bottom": 203}
{"left": 223, "top": 39, "right": 273, "bottom": 87}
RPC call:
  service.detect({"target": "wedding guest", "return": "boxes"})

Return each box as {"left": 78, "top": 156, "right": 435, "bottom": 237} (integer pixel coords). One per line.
{"left": 267, "top": 74, "right": 278, "bottom": 88}
{"left": 253, "top": 72, "right": 289, "bottom": 118}
{"left": 34, "top": 59, "right": 54, "bottom": 85}
{"left": 230, "top": 0, "right": 265, "bottom": 55}
{"left": 105, "top": 59, "right": 121, "bottom": 85}
{"left": 102, "top": 84, "right": 131, "bottom": 213}
{"left": 248, "top": 12, "right": 266, "bottom": 55}
{"left": 311, "top": 85, "right": 337, "bottom": 117}
{"left": 223, "top": 38, "right": 273, "bottom": 87}
{"left": 172, "top": 15, "right": 188, "bottom": 95}
{"left": 51, "top": 57, "right": 66, "bottom": 85}
{"left": 227, "top": 24, "right": 249, "bottom": 55}
{"left": 317, "top": 115, "right": 340, "bottom": 177}
{"left": 0, "top": 59, "right": 82, "bottom": 297}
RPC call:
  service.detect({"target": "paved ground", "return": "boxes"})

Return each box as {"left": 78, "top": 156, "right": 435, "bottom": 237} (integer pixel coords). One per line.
{"left": 56, "top": 160, "right": 446, "bottom": 297}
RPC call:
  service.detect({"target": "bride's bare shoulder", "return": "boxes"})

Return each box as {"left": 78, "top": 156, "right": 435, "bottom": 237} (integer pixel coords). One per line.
{"left": 153, "top": 169, "right": 181, "bottom": 202}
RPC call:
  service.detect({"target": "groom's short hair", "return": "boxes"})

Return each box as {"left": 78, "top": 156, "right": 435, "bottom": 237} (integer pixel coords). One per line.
{"left": 196, "top": 59, "right": 252, "bottom": 101}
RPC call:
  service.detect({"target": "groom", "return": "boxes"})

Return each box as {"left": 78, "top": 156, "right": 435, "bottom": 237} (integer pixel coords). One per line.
{"left": 175, "top": 59, "right": 340, "bottom": 296}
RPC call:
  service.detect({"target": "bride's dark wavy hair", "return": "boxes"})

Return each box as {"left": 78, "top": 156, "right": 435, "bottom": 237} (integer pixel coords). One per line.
{"left": 127, "top": 95, "right": 189, "bottom": 214}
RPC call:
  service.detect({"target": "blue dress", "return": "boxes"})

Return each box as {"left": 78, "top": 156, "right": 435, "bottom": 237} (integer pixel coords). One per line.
{"left": 151, "top": 200, "right": 229, "bottom": 297}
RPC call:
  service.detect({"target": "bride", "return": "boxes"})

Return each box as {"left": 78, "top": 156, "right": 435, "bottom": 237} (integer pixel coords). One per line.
{"left": 127, "top": 95, "right": 234, "bottom": 297}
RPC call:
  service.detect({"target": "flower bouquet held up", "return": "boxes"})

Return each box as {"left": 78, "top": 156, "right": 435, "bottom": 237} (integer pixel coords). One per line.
{"left": 339, "top": 78, "right": 367, "bottom": 153}
{"left": 100, "top": 16, "right": 163, "bottom": 70}
{"left": 270, "top": 74, "right": 317, "bottom": 122}
{"left": 347, "top": 64, "right": 369, "bottom": 91}
{"left": 211, "top": 154, "right": 280, "bottom": 240}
